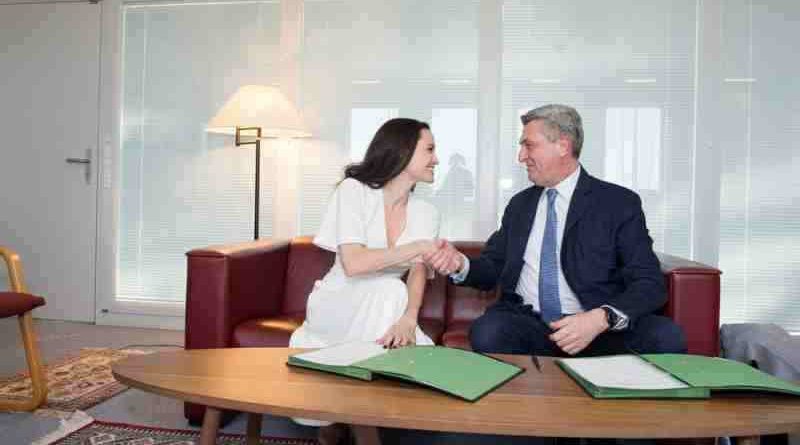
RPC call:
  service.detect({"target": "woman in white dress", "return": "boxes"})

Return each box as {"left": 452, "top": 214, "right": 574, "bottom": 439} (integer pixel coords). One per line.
{"left": 289, "top": 118, "right": 441, "bottom": 443}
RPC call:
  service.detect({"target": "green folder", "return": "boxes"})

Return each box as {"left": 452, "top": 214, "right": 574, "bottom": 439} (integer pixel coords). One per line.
{"left": 556, "top": 353, "right": 800, "bottom": 399}
{"left": 288, "top": 342, "right": 524, "bottom": 402}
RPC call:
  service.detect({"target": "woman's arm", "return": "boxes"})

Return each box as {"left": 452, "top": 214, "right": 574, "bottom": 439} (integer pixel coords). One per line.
{"left": 403, "top": 262, "right": 427, "bottom": 321}
{"left": 378, "top": 262, "right": 428, "bottom": 348}
{"left": 338, "top": 241, "right": 435, "bottom": 277}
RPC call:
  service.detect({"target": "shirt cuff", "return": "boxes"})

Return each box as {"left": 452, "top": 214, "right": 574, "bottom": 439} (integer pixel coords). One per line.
{"left": 601, "top": 304, "right": 630, "bottom": 331}
{"left": 449, "top": 254, "right": 470, "bottom": 283}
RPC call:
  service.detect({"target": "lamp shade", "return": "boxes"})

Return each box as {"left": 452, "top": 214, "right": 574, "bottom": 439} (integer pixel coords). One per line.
{"left": 206, "top": 85, "right": 311, "bottom": 138}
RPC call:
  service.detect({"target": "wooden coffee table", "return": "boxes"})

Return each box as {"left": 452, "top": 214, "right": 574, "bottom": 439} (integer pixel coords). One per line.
{"left": 112, "top": 348, "right": 800, "bottom": 445}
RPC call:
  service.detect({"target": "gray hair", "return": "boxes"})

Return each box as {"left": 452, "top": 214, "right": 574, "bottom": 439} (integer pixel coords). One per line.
{"left": 520, "top": 104, "right": 584, "bottom": 158}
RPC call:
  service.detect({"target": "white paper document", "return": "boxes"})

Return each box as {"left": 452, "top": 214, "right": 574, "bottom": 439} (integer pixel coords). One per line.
{"left": 561, "top": 355, "right": 689, "bottom": 390}
{"left": 292, "top": 341, "right": 386, "bottom": 366}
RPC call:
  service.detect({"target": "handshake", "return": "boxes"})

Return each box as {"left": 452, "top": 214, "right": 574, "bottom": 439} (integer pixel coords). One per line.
{"left": 418, "top": 239, "right": 464, "bottom": 277}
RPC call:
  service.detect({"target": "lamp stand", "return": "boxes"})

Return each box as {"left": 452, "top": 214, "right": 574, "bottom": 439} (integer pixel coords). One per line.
{"left": 235, "top": 126, "right": 262, "bottom": 240}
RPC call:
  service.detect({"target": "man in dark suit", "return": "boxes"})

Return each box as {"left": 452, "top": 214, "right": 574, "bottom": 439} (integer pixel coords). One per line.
{"left": 424, "top": 104, "right": 686, "bottom": 356}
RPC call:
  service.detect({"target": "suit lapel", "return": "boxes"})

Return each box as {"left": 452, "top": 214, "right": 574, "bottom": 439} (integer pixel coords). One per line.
{"left": 513, "top": 186, "right": 543, "bottom": 261}
{"left": 564, "top": 169, "right": 594, "bottom": 236}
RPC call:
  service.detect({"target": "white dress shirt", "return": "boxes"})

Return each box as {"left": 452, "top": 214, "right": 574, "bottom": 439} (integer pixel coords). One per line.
{"left": 514, "top": 166, "right": 582, "bottom": 314}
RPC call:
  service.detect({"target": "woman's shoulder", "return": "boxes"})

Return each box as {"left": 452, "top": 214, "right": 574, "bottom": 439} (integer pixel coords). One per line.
{"left": 338, "top": 176, "right": 366, "bottom": 191}
{"left": 335, "top": 177, "right": 372, "bottom": 199}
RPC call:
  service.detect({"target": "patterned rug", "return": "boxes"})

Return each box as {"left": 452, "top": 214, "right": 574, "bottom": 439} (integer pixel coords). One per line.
{"left": 49, "top": 420, "right": 318, "bottom": 444}
{"left": 0, "top": 347, "right": 149, "bottom": 411}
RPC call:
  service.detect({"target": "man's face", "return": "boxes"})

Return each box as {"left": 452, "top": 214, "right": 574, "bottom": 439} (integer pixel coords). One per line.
{"left": 517, "top": 120, "right": 571, "bottom": 187}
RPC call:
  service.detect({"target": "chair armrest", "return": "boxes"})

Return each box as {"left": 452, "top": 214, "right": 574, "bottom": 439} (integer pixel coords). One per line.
{"left": 657, "top": 252, "right": 722, "bottom": 356}
{"left": 185, "top": 239, "right": 290, "bottom": 350}
{"left": 0, "top": 246, "right": 27, "bottom": 292}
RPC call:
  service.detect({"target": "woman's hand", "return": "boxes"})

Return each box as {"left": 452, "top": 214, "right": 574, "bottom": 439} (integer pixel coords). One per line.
{"left": 377, "top": 315, "right": 418, "bottom": 349}
{"left": 413, "top": 239, "right": 438, "bottom": 257}
{"left": 410, "top": 239, "right": 439, "bottom": 265}
{"left": 421, "top": 239, "right": 463, "bottom": 275}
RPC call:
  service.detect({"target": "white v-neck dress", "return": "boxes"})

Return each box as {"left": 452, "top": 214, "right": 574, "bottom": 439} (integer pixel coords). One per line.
{"left": 289, "top": 178, "right": 438, "bottom": 349}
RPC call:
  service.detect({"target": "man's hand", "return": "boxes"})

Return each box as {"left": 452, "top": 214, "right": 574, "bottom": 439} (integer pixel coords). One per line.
{"left": 422, "top": 239, "right": 463, "bottom": 276}
{"left": 377, "top": 315, "right": 417, "bottom": 348}
{"left": 548, "top": 309, "right": 609, "bottom": 355}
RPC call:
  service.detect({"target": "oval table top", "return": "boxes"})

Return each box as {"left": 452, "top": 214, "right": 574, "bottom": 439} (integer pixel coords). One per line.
{"left": 112, "top": 347, "right": 800, "bottom": 439}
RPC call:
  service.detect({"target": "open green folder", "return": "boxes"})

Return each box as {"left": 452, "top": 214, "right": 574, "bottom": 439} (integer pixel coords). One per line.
{"left": 556, "top": 353, "right": 800, "bottom": 399}
{"left": 287, "top": 341, "right": 524, "bottom": 402}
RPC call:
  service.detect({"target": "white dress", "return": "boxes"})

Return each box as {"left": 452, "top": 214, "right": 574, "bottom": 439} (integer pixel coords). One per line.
{"left": 289, "top": 177, "right": 438, "bottom": 349}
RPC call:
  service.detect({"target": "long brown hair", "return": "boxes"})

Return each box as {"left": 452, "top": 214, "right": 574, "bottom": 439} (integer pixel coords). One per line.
{"left": 343, "top": 118, "right": 430, "bottom": 189}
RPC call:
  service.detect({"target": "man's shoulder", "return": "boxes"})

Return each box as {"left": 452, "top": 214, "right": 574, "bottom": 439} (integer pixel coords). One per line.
{"left": 583, "top": 173, "right": 641, "bottom": 207}
{"left": 508, "top": 184, "right": 541, "bottom": 206}
{"left": 498, "top": 185, "right": 541, "bottom": 217}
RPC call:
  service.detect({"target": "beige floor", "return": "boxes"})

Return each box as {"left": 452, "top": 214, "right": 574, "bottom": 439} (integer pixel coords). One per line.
{"left": 0, "top": 317, "right": 184, "bottom": 376}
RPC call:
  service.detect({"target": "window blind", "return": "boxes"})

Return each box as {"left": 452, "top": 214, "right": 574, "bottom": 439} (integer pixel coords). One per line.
{"left": 116, "top": 0, "right": 800, "bottom": 333}
{"left": 501, "top": 0, "right": 697, "bottom": 257}
{"left": 118, "top": 1, "right": 281, "bottom": 301}
{"left": 717, "top": 0, "right": 800, "bottom": 331}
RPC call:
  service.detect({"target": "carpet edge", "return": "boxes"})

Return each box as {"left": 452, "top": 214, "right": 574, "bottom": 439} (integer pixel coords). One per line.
{"left": 31, "top": 410, "right": 94, "bottom": 445}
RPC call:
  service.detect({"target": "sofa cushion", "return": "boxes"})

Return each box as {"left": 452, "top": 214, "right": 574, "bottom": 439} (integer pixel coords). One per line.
{"left": 447, "top": 285, "right": 499, "bottom": 324}
{"left": 440, "top": 320, "right": 472, "bottom": 350}
{"left": 232, "top": 313, "right": 305, "bottom": 347}
{"left": 418, "top": 317, "right": 445, "bottom": 345}
{"left": 234, "top": 315, "right": 445, "bottom": 348}
{"left": 0, "top": 292, "right": 45, "bottom": 318}
{"left": 419, "top": 274, "right": 446, "bottom": 323}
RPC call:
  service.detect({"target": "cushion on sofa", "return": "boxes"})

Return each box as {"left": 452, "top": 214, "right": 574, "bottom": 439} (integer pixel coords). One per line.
{"left": 232, "top": 313, "right": 305, "bottom": 347}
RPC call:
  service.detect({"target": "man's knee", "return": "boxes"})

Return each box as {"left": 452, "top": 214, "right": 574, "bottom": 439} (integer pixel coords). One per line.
{"left": 634, "top": 316, "right": 687, "bottom": 354}
{"left": 469, "top": 315, "right": 505, "bottom": 353}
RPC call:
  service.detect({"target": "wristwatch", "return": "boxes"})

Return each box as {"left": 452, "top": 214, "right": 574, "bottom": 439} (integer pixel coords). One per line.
{"left": 601, "top": 306, "right": 621, "bottom": 331}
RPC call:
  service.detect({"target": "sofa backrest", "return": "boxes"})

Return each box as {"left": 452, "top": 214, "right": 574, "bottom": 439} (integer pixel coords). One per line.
{"left": 282, "top": 238, "right": 487, "bottom": 322}
{"left": 280, "top": 238, "right": 690, "bottom": 327}
{"left": 281, "top": 238, "right": 334, "bottom": 315}
{"left": 444, "top": 242, "right": 500, "bottom": 324}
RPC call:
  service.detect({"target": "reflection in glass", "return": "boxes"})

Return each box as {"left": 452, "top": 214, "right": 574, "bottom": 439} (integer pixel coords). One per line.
{"left": 432, "top": 109, "right": 477, "bottom": 239}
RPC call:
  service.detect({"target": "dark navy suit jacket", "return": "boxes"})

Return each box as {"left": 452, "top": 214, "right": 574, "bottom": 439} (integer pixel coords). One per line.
{"left": 461, "top": 168, "right": 666, "bottom": 325}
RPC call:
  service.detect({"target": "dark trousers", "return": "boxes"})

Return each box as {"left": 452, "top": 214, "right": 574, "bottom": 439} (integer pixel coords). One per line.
{"left": 469, "top": 298, "right": 688, "bottom": 356}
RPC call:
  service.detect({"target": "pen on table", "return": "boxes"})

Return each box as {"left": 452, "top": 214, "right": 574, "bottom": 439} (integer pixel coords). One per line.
{"left": 531, "top": 354, "right": 541, "bottom": 372}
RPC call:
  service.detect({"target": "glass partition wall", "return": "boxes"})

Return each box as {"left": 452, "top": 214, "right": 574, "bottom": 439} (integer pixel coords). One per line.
{"left": 115, "top": 0, "right": 800, "bottom": 332}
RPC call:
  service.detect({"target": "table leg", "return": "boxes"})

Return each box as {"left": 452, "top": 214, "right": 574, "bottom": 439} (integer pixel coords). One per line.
{"left": 246, "top": 413, "right": 262, "bottom": 445}
{"left": 199, "top": 407, "right": 222, "bottom": 445}
{"left": 350, "top": 424, "right": 381, "bottom": 445}
{"left": 736, "top": 436, "right": 760, "bottom": 445}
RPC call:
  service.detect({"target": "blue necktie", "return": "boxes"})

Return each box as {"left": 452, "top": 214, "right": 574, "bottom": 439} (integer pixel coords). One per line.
{"left": 539, "top": 188, "right": 562, "bottom": 323}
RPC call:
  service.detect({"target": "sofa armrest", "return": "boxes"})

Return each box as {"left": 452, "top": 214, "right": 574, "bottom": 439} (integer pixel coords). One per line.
{"left": 185, "top": 239, "right": 291, "bottom": 350}
{"left": 657, "top": 252, "right": 722, "bottom": 357}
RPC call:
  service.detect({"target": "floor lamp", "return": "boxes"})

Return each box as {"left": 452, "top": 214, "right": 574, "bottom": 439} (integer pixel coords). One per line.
{"left": 206, "top": 85, "right": 311, "bottom": 239}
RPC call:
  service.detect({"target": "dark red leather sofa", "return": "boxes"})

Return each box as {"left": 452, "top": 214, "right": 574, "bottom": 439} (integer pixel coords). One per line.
{"left": 184, "top": 237, "right": 721, "bottom": 424}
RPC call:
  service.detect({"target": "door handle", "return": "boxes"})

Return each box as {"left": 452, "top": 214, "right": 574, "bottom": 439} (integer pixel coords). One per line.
{"left": 66, "top": 148, "right": 92, "bottom": 184}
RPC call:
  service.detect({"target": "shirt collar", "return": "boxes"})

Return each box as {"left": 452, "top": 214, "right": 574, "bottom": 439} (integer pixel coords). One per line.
{"left": 545, "top": 164, "right": 581, "bottom": 202}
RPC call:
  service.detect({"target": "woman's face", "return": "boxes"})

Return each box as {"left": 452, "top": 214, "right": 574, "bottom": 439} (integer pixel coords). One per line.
{"left": 403, "top": 129, "right": 438, "bottom": 184}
